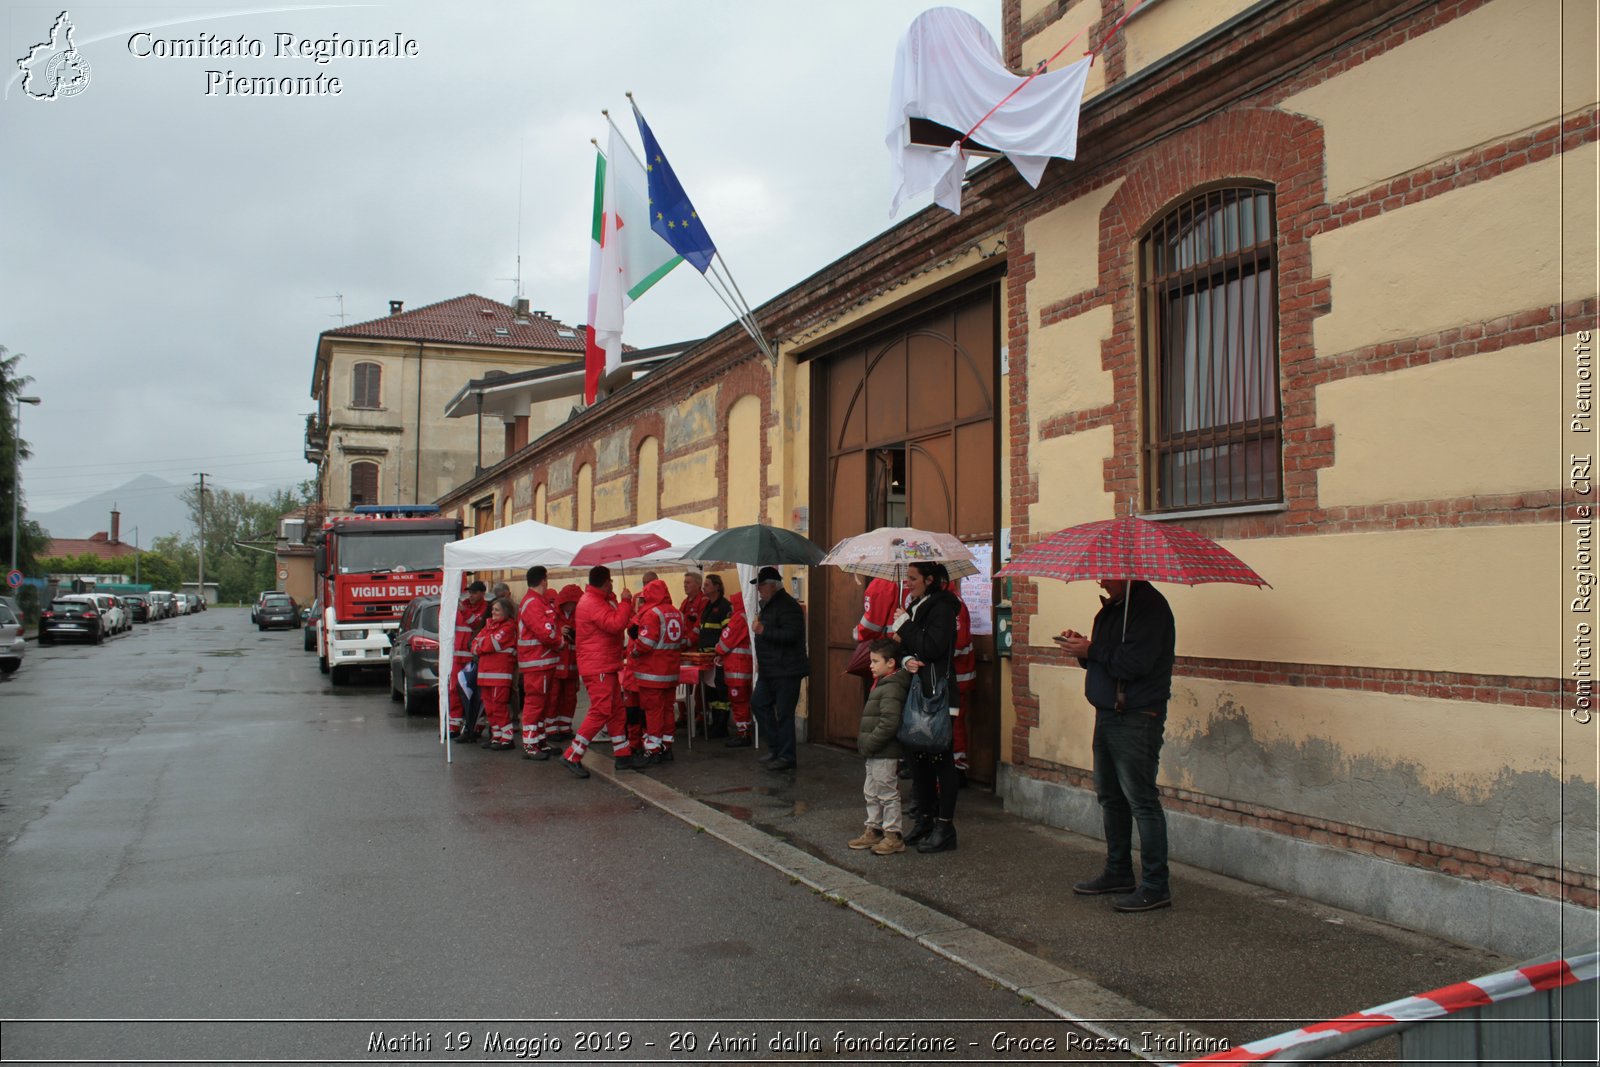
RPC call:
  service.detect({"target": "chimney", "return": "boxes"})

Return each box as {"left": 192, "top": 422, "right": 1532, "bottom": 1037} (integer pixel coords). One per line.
{"left": 389, "top": 299, "right": 404, "bottom": 316}
{"left": 110, "top": 508, "right": 121, "bottom": 545}
{"left": 513, "top": 296, "right": 531, "bottom": 319}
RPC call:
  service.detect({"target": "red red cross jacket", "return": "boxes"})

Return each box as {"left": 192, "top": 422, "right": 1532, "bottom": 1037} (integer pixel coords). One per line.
{"left": 679, "top": 590, "right": 708, "bottom": 644}
{"left": 854, "top": 577, "right": 905, "bottom": 643}
{"left": 516, "top": 588, "right": 563, "bottom": 672}
{"left": 454, "top": 595, "right": 489, "bottom": 653}
{"left": 955, "top": 597, "right": 976, "bottom": 694}
{"left": 470, "top": 614, "right": 517, "bottom": 684}
{"left": 631, "top": 579, "right": 686, "bottom": 689}
{"left": 575, "top": 584, "right": 633, "bottom": 676}
{"left": 553, "top": 584, "right": 582, "bottom": 680}
{"left": 715, "top": 592, "right": 754, "bottom": 689}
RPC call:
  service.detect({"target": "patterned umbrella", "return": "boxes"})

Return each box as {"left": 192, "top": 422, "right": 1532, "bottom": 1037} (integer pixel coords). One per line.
{"left": 995, "top": 515, "right": 1269, "bottom": 587}
{"left": 820, "top": 527, "right": 980, "bottom": 581}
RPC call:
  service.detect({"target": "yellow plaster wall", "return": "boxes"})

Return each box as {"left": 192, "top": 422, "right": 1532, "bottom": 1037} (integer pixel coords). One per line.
{"left": 1312, "top": 146, "right": 1599, "bottom": 355}
{"left": 533, "top": 483, "right": 546, "bottom": 523}
{"left": 727, "top": 395, "right": 762, "bottom": 527}
{"left": 672, "top": 506, "right": 721, "bottom": 531}
{"left": 1022, "top": 0, "right": 1105, "bottom": 101}
{"left": 1028, "top": 424, "right": 1117, "bottom": 541}
{"left": 1027, "top": 662, "right": 1097, "bottom": 770}
{"left": 1028, "top": 304, "right": 1116, "bottom": 414}
{"left": 661, "top": 448, "right": 717, "bottom": 510}
{"left": 1024, "top": 180, "right": 1123, "bottom": 310}
{"left": 1160, "top": 525, "right": 1559, "bottom": 676}
{"left": 546, "top": 497, "right": 573, "bottom": 530}
{"left": 592, "top": 475, "right": 631, "bottom": 527}
{"left": 637, "top": 438, "right": 660, "bottom": 522}
{"left": 575, "top": 465, "right": 592, "bottom": 532}
{"left": 1317, "top": 340, "right": 1558, "bottom": 507}
{"left": 1282, "top": 0, "right": 1599, "bottom": 201}
{"left": 1020, "top": 0, "right": 1053, "bottom": 22}
{"left": 1124, "top": 0, "right": 1261, "bottom": 77}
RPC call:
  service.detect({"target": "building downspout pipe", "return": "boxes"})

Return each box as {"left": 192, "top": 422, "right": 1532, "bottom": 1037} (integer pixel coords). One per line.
{"left": 475, "top": 391, "right": 484, "bottom": 476}
{"left": 414, "top": 341, "right": 424, "bottom": 503}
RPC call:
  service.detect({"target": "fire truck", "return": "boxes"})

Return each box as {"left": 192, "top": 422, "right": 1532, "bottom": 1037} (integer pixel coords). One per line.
{"left": 310, "top": 504, "right": 463, "bottom": 684}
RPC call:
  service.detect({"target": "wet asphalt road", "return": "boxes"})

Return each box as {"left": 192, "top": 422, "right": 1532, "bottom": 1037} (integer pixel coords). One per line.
{"left": 0, "top": 612, "right": 1097, "bottom": 1063}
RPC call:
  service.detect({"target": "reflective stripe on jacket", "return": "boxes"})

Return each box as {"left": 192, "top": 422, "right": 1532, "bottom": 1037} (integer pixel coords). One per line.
{"left": 516, "top": 588, "right": 563, "bottom": 671}
{"left": 470, "top": 616, "right": 517, "bottom": 678}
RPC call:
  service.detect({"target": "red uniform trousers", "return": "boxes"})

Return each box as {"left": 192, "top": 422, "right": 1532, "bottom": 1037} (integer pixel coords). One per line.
{"left": 519, "top": 669, "right": 556, "bottom": 751}
{"left": 447, "top": 660, "right": 467, "bottom": 735}
{"left": 565, "top": 672, "right": 631, "bottom": 760}
{"left": 726, "top": 678, "right": 753, "bottom": 738}
{"left": 552, "top": 675, "right": 578, "bottom": 736}
{"left": 638, "top": 686, "right": 676, "bottom": 753}
{"left": 480, "top": 683, "right": 514, "bottom": 744}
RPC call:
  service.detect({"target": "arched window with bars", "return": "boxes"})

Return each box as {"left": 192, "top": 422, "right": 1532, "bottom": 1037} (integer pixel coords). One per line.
{"left": 1140, "top": 184, "right": 1282, "bottom": 511}
{"left": 349, "top": 461, "right": 379, "bottom": 508}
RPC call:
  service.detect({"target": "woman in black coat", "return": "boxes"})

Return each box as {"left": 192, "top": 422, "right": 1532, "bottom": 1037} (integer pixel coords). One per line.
{"left": 894, "top": 561, "right": 963, "bottom": 853}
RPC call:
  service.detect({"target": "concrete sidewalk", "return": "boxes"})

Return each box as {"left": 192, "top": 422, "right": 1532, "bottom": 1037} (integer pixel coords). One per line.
{"left": 584, "top": 735, "right": 1511, "bottom": 1060}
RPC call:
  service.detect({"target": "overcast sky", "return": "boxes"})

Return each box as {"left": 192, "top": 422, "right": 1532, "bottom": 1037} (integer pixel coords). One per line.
{"left": 1, "top": 0, "right": 997, "bottom": 514}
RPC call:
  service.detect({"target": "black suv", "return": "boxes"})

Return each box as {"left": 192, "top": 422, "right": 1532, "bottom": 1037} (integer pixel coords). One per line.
{"left": 389, "top": 596, "right": 441, "bottom": 715}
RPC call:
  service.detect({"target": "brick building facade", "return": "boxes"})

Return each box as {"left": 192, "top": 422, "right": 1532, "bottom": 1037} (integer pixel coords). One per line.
{"left": 438, "top": 0, "right": 1596, "bottom": 955}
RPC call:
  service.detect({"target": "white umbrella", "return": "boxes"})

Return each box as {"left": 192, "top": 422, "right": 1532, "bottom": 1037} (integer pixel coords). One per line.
{"left": 820, "top": 527, "right": 979, "bottom": 581}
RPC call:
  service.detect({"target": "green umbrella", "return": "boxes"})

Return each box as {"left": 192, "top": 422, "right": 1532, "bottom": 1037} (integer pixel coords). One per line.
{"left": 685, "top": 524, "right": 825, "bottom": 567}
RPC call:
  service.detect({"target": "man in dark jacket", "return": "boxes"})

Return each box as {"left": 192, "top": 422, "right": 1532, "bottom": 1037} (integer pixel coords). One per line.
{"left": 750, "top": 566, "right": 807, "bottom": 772}
{"left": 1057, "top": 579, "right": 1176, "bottom": 912}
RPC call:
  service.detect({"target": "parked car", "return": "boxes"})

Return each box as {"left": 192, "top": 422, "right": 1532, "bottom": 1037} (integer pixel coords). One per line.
{"left": 389, "top": 595, "right": 441, "bottom": 715}
{"left": 85, "top": 593, "right": 128, "bottom": 634}
{"left": 147, "top": 591, "right": 175, "bottom": 619}
{"left": 171, "top": 594, "right": 190, "bottom": 616}
{"left": 190, "top": 593, "right": 207, "bottom": 612}
{"left": 39, "top": 597, "right": 109, "bottom": 644}
{"left": 124, "top": 594, "right": 150, "bottom": 623}
{"left": 0, "top": 600, "right": 25, "bottom": 674}
{"left": 250, "top": 590, "right": 274, "bottom": 624}
{"left": 256, "top": 593, "right": 300, "bottom": 631}
{"left": 302, "top": 596, "right": 320, "bottom": 651}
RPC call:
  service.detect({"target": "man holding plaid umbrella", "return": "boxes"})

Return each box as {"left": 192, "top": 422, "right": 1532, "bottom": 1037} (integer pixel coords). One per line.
{"left": 1056, "top": 579, "right": 1176, "bottom": 912}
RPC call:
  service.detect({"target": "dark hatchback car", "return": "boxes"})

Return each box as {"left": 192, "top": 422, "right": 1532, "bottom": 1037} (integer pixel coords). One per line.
{"left": 39, "top": 598, "right": 107, "bottom": 644}
{"left": 389, "top": 595, "right": 440, "bottom": 715}
{"left": 125, "top": 595, "right": 152, "bottom": 623}
{"left": 256, "top": 594, "right": 300, "bottom": 631}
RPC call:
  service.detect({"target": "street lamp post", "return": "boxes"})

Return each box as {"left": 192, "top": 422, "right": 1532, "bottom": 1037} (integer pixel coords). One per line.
{"left": 10, "top": 395, "right": 41, "bottom": 576}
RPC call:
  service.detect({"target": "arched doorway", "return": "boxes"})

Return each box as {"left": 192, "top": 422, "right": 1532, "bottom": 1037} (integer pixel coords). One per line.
{"left": 811, "top": 282, "right": 1001, "bottom": 783}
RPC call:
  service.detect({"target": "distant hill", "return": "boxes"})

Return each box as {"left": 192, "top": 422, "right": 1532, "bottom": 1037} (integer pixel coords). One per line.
{"left": 33, "top": 474, "right": 192, "bottom": 544}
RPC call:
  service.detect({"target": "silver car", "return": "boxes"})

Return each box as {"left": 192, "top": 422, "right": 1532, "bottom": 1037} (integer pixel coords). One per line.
{"left": 0, "top": 600, "right": 24, "bottom": 674}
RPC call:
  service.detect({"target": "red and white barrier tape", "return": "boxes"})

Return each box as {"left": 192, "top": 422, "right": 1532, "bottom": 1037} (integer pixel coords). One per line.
{"left": 1180, "top": 950, "right": 1599, "bottom": 1064}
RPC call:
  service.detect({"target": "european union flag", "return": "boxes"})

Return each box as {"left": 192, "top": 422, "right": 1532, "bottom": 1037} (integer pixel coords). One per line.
{"left": 633, "top": 105, "right": 717, "bottom": 274}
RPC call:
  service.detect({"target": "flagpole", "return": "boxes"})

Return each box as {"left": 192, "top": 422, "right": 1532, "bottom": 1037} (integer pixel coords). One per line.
{"left": 621, "top": 97, "right": 779, "bottom": 363}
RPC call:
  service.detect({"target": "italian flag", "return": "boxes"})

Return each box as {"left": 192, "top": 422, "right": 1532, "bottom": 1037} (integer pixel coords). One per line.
{"left": 585, "top": 126, "right": 682, "bottom": 404}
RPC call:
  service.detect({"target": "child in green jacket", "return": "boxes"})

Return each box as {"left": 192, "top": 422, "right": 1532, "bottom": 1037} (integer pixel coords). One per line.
{"left": 849, "top": 638, "right": 911, "bottom": 855}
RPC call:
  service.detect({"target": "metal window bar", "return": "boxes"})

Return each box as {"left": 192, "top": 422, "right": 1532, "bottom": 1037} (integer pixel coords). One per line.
{"left": 1143, "top": 186, "right": 1282, "bottom": 511}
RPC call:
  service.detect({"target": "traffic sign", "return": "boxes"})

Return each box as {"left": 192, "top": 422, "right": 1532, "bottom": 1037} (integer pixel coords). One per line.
{"left": 5, "top": 570, "right": 21, "bottom": 589}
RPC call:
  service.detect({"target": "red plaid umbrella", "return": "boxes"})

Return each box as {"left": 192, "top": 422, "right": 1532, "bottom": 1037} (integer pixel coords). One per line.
{"left": 996, "top": 515, "right": 1269, "bottom": 588}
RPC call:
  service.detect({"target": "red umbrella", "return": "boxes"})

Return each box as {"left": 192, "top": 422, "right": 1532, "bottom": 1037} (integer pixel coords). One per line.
{"left": 570, "top": 532, "right": 671, "bottom": 569}
{"left": 996, "top": 515, "right": 1269, "bottom": 587}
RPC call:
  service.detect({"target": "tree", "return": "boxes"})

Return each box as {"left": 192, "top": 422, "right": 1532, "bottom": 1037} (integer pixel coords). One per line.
{"left": 0, "top": 346, "right": 48, "bottom": 574}
{"left": 172, "top": 483, "right": 312, "bottom": 601}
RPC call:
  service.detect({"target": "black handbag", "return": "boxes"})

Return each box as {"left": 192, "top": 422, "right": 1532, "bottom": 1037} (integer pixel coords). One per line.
{"left": 896, "top": 665, "right": 953, "bottom": 753}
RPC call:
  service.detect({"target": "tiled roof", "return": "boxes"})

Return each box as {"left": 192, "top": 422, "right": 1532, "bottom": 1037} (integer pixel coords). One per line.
{"left": 325, "top": 294, "right": 587, "bottom": 352}
{"left": 45, "top": 536, "right": 138, "bottom": 559}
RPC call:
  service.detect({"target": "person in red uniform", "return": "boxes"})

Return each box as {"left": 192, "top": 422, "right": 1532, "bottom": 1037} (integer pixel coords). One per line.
{"left": 448, "top": 580, "right": 489, "bottom": 739}
{"left": 560, "top": 566, "right": 636, "bottom": 778}
{"left": 953, "top": 596, "right": 976, "bottom": 774}
{"left": 471, "top": 597, "right": 519, "bottom": 750}
{"left": 516, "top": 566, "right": 563, "bottom": 760}
{"left": 630, "top": 578, "right": 687, "bottom": 766}
{"left": 853, "top": 576, "right": 904, "bottom": 644}
{"left": 679, "top": 570, "right": 708, "bottom": 646}
{"left": 715, "top": 592, "right": 756, "bottom": 747}
{"left": 550, "top": 584, "right": 583, "bottom": 740}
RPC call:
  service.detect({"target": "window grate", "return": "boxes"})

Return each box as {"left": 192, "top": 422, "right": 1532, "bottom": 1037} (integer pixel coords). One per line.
{"left": 1141, "top": 185, "right": 1282, "bottom": 511}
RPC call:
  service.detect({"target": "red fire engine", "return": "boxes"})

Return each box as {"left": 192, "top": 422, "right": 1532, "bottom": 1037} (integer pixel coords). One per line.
{"left": 311, "top": 505, "right": 462, "bottom": 684}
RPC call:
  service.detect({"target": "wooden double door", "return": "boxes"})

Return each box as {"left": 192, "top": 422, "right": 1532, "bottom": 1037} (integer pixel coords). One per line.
{"left": 811, "top": 283, "right": 1001, "bottom": 783}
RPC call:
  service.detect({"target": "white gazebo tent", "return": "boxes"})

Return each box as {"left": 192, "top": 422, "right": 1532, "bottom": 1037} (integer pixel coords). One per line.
{"left": 437, "top": 518, "right": 717, "bottom": 761}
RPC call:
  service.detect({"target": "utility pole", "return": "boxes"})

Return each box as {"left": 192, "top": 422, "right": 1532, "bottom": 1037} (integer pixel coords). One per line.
{"left": 133, "top": 526, "right": 140, "bottom": 585}
{"left": 196, "top": 473, "right": 209, "bottom": 597}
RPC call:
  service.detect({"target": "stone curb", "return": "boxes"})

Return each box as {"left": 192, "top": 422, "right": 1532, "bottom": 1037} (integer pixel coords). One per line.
{"left": 586, "top": 755, "right": 1216, "bottom": 1063}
